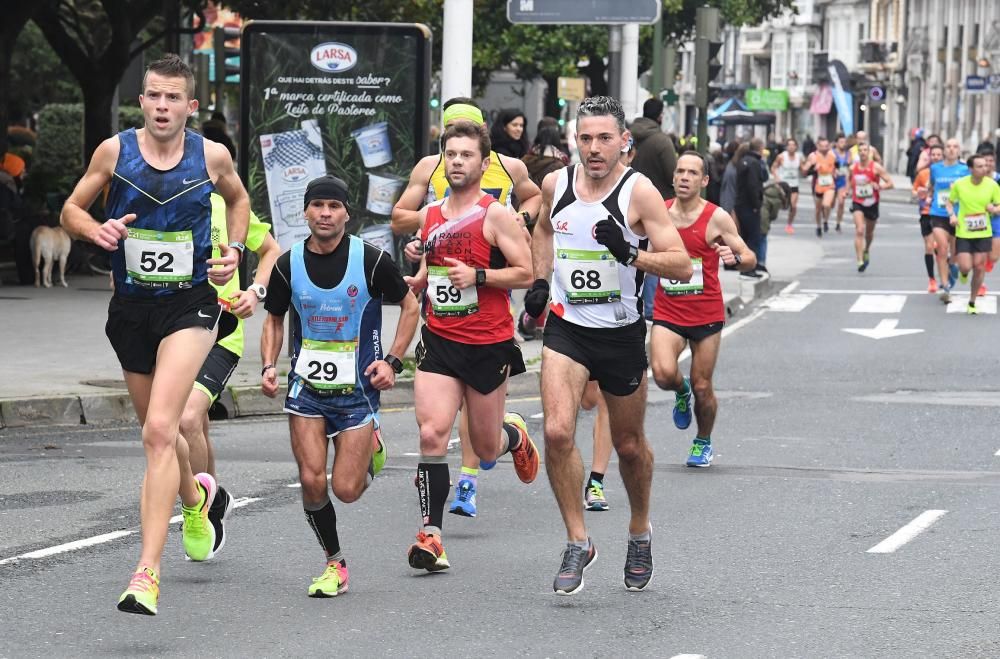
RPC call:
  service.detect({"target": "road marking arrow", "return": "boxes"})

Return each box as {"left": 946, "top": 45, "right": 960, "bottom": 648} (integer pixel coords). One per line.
{"left": 842, "top": 318, "right": 924, "bottom": 340}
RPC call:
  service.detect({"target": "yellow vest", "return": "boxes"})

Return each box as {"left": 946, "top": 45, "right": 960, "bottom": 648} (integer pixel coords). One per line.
{"left": 428, "top": 150, "right": 515, "bottom": 206}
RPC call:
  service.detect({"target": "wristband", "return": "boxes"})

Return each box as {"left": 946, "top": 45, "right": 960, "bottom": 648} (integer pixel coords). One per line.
{"left": 624, "top": 245, "right": 639, "bottom": 266}
{"left": 384, "top": 354, "right": 404, "bottom": 374}
{"left": 228, "top": 241, "right": 246, "bottom": 264}
{"left": 733, "top": 253, "right": 742, "bottom": 266}
{"left": 261, "top": 364, "right": 275, "bottom": 375}
{"left": 519, "top": 211, "right": 531, "bottom": 226}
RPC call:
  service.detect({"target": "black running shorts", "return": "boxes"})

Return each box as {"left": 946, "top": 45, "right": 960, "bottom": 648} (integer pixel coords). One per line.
{"left": 542, "top": 313, "right": 647, "bottom": 397}
{"left": 851, "top": 202, "right": 879, "bottom": 222}
{"left": 106, "top": 284, "right": 236, "bottom": 374}
{"left": 415, "top": 326, "right": 526, "bottom": 395}
{"left": 194, "top": 344, "right": 240, "bottom": 402}
{"left": 955, "top": 237, "right": 993, "bottom": 254}
{"left": 930, "top": 216, "right": 956, "bottom": 236}
{"left": 653, "top": 319, "right": 724, "bottom": 343}
{"left": 919, "top": 216, "right": 932, "bottom": 237}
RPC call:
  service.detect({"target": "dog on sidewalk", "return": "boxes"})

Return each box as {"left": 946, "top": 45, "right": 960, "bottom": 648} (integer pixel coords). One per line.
{"left": 31, "top": 225, "right": 72, "bottom": 288}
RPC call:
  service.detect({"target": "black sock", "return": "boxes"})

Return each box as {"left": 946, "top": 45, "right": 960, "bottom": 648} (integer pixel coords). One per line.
{"left": 589, "top": 471, "right": 605, "bottom": 485}
{"left": 417, "top": 461, "right": 450, "bottom": 531}
{"left": 502, "top": 421, "right": 522, "bottom": 454}
{"left": 924, "top": 254, "right": 935, "bottom": 278}
{"left": 304, "top": 499, "right": 340, "bottom": 561}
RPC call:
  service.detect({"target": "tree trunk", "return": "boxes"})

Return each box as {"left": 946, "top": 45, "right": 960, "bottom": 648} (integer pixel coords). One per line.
{"left": 581, "top": 55, "right": 607, "bottom": 97}
{"left": 81, "top": 80, "right": 117, "bottom": 164}
{"left": 0, "top": 4, "right": 36, "bottom": 157}
{"left": 542, "top": 75, "right": 562, "bottom": 118}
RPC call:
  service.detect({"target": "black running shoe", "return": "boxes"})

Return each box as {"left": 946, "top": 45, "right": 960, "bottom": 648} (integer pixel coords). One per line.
{"left": 208, "top": 485, "right": 235, "bottom": 554}
{"left": 624, "top": 530, "right": 653, "bottom": 592}
{"left": 553, "top": 540, "right": 597, "bottom": 595}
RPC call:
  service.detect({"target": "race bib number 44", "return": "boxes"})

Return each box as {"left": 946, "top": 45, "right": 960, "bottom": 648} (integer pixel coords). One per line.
{"left": 124, "top": 228, "right": 194, "bottom": 289}
{"left": 294, "top": 339, "right": 357, "bottom": 392}
{"left": 555, "top": 248, "right": 622, "bottom": 304}
{"left": 660, "top": 258, "right": 704, "bottom": 295}
{"left": 856, "top": 183, "right": 874, "bottom": 199}
{"left": 427, "top": 265, "right": 479, "bottom": 316}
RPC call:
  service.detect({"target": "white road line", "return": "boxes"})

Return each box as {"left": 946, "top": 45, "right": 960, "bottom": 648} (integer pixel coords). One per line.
{"left": 803, "top": 288, "right": 997, "bottom": 296}
{"left": 764, "top": 293, "right": 817, "bottom": 312}
{"left": 670, "top": 655, "right": 708, "bottom": 659}
{"left": 994, "top": 448, "right": 1000, "bottom": 457}
{"left": 530, "top": 412, "right": 544, "bottom": 419}
{"left": 866, "top": 509, "right": 948, "bottom": 554}
{"left": 0, "top": 497, "right": 263, "bottom": 566}
{"left": 849, "top": 294, "right": 907, "bottom": 313}
{"left": 946, "top": 296, "right": 997, "bottom": 314}
{"left": 779, "top": 280, "right": 800, "bottom": 295}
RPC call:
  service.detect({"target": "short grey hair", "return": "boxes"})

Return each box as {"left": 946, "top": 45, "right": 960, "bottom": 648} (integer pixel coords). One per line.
{"left": 576, "top": 96, "right": 626, "bottom": 132}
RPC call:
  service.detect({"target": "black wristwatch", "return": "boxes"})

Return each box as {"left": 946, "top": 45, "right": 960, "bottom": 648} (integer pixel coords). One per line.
{"left": 475, "top": 268, "right": 487, "bottom": 286}
{"left": 384, "top": 354, "right": 404, "bottom": 374}
{"left": 733, "top": 253, "right": 742, "bottom": 266}
{"left": 624, "top": 245, "right": 639, "bottom": 266}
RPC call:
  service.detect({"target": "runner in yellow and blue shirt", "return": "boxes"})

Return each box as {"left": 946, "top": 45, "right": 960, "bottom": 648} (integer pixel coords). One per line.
{"left": 945, "top": 154, "right": 1000, "bottom": 314}
{"left": 178, "top": 192, "right": 281, "bottom": 555}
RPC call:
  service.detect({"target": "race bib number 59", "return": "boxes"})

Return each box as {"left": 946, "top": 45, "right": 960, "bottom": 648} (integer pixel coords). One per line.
{"left": 427, "top": 265, "right": 479, "bottom": 316}
{"left": 124, "top": 228, "right": 194, "bottom": 289}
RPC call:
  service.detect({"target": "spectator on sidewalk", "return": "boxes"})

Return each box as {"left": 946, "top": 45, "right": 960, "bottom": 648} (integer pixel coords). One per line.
{"left": 735, "top": 138, "right": 766, "bottom": 278}
{"left": 489, "top": 108, "right": 530, "bottom": 158}
{"left": 201, "top": 111, "right": 236, "bottom": 161}
{"left": 760, "top": 179, "right": 787, "bottom": 273}
{"left": 522, "top": 124, "right": 569, "bottom": 189}
{"left": 720, "top": 141, "right": 746, "bottom": 216}
{"left": 706, "top": 142, "right": 725, "bottom": 205}
{"left": 629, "top": 98, "right": 678, "bottom": 319}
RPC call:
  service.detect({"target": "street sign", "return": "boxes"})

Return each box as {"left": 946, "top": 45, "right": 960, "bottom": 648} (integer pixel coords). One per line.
{"left": 660, "top": 88, "right": 679, "bottom": 106}
{"left": 745, "top": 88, "right": 788, "bottom": 111}
{"left": 557, "top": 76, "right": 586, "bottom": 101}
{"left": 990, "top": 74, "right": 1000, "bottom": 93}
{"left": 867, "top": 85, "right": 885, "bottom": 102}
{"left": 966, "top": 75, "right": 987, "bottom": 94}
{"left": 507, "top": 0, "right": 661, "bottom": 25}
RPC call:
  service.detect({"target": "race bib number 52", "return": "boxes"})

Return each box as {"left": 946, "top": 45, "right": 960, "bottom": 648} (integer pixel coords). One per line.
{"left": 124, "top": 228, "right": 194, "bottom": 289}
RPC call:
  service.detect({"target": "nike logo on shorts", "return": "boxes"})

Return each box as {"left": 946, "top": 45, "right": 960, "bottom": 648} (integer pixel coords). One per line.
{"left": 198, "top": 310, "right": 213, "bottom": 319}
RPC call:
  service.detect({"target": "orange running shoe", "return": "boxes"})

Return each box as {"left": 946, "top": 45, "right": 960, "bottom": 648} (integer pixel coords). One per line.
{"left": 407, "top": 531, "right": 450, "bottom": 572}
{"left": 987, "top": 260, "right": 994, "bottom": 273}
{"left": 978, "top": 284, "right": 987, "bottom": 296}
{"left": 927, "top": 278, "right": 938, "bottom": 293}
{"left": 505, "top": 412, "right": 539, "bottom": 483}
{"left": 784, "top": 224, "right": 795, "bottom": 234}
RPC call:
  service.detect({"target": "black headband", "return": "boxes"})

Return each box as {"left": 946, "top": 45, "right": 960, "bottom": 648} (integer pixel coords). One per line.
{"left": 303, "top": 175, "right": 350, "bottom": 210}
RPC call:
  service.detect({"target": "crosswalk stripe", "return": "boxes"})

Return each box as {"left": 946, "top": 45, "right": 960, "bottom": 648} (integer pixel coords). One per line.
{"left": 849, "top": 294, "right": 907, "bottom": 313}
{"left": 946, "top": 296, "right": 997, "bottom": 314}
{"left": 763, "top": 293, "right": 817, "bottom": 312}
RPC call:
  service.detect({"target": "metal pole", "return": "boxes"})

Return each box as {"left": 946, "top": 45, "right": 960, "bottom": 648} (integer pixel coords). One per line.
{"left": 621, "top": 24, "right": 640, "bottom": 119}
{"left": 607, "top": 26, "right": 622, "bottom": 102}
{"left": 652, "top": 16, "right": 664, "bottom": 94}
{"left": 441, "top": 0, "right": 473, "bottom": 101}
{"left": 695, "top": 6, "right": 720, "bottom": 156}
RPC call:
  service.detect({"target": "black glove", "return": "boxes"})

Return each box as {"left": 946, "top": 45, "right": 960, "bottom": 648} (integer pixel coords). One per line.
{"left": 594, "top": 217, "right": 632, "bottom": 264}
{"left": 523, "top": 279, "right": 550, "bottom": 318}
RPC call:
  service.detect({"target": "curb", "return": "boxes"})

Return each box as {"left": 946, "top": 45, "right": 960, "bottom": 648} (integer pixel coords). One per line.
{"left": 0, "top": 282, "right": 773, "bottom": 430}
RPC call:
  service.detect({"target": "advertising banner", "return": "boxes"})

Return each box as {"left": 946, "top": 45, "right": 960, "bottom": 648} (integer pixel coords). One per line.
{"left": 745, "top": 88, "right": 789, "bottom": 111}
{"left": 239, "top": 21, "right": 432, "bottom": 250}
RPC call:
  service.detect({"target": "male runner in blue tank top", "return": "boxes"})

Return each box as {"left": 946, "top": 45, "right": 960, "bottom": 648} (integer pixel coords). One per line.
{"left": 61, "top": 54, "right": 249, "bottom": 615}
{"left": 261, "top": 175, "right": 419, "bottom": 597}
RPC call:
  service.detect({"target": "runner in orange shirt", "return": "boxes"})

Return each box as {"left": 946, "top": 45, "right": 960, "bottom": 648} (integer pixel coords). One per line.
{"left": 912, "top": 143, "right": 944, "bottom": 292}
{"left": 804, "top": 137, "right": 837, "bottom": 237}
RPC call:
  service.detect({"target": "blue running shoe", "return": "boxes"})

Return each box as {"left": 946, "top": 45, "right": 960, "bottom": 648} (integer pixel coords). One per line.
{"left": 672, "top": 377, "right": 693, "bottom": 430}
{"left": 479, "top": 459, "right": 497, "bottom": 470}
{"left": 447, "top": 479, "right": 477, "bottom": 517}
{"left": 948, "top": 263, "right": 958, "bottom": 289}
{"left": 686, "top": 439, "right": 713, "bottom": 468}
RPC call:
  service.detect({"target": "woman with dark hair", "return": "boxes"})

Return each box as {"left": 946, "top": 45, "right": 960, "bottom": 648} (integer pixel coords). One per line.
{"left": 522, "top": 124, "right": 570, "bottom": 188}
{"left": 490, "top": 108, "right": 530, "bottom": 158}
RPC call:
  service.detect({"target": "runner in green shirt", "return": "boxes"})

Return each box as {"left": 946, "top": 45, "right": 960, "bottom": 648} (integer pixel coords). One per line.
{"left": 946, "top": 154, "right": 1000, "bottom": 314}
{"left": 177, "top": 192, "right": 281, "bottom": 553}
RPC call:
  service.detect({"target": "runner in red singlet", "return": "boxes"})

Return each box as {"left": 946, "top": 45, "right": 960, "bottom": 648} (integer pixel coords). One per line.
{"left": 650, "top": 151, "right": 757, "bottom": 468}
{"left": 404, "top": 120, "right": 539, "bottom": 573}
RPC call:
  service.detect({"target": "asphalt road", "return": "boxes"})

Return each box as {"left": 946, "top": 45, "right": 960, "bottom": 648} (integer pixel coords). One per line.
{"left": 2, "top": 197, "right": 999, "bottom": 658}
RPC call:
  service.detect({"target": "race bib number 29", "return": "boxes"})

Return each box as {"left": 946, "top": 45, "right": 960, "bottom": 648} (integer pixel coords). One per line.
{"left": 124, "top": 228, "right": 194, "bottom": 289}
{"left": 294, "top": 339, "right": 357, "bottom": 393}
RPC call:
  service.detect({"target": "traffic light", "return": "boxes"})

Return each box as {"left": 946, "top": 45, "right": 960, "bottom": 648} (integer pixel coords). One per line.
{"left": 695, "top": 8, "right": 723, "bottom": 108}
{"left": 430, "top": 98, "right": 440, "bottom": 108}
{"left": 213, "top": 26, "right": 241, "bottom": 84}
{"left": 811, "top": 52, "right": 829, "bottom": 84}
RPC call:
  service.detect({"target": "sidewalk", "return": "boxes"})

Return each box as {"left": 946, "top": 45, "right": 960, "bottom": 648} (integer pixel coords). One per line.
{"left": 0, "top": 234, "right": 820, "bottom": 428}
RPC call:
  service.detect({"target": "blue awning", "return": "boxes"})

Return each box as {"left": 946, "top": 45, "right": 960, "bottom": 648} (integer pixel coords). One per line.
{"left": 707, "top": 97, "right": 748, "bottom": 122}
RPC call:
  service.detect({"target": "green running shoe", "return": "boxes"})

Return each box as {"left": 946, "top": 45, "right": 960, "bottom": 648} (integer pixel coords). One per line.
{"left": 967, "top": 303, "right": 979, "bottom": 315}
{"left": 370, "top": 423, "right": 387, "bottom": 479}
{"left": 117, "top": 566, "right": 159, "bottom": 615}
{"left": 308, "top": 560, "right": 349, "bottom": 597}
{"left": 182, "top": 473, "right": 217, "bottom": 562}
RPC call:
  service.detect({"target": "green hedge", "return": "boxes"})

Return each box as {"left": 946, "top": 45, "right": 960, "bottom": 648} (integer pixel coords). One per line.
{"left": 27, "top": 104, "right": 159, "bottom": 204}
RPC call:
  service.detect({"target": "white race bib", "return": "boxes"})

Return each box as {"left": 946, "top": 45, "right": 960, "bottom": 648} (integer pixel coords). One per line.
{"left": 427, "top": 265, "right": 479, "bottom": 316}
{"left": 936, "top": 190, "right": 951, "bottom": 208}
{"left": 817, "top": 174, "right": 834, "bottom": 187}
{"left": 555, "top": 248, "right": 622, "bottom": 304}
{"left": 964, "top": 214, "right": 988, "bottom": 232}
{"left": 294, "top": 339, "right": 357, "bottom": 392}
{"left": 660, "top": 258, "right": 704, "bottom": 295}
{"left": 856, "top": 183, "right": 874, "bottom": 199}
{"left": 124, "top": 228, "right": 194, "bottom": 289}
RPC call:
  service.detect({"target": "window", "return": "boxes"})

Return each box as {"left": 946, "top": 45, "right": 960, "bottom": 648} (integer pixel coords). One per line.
{"left": 772, "top": 39, "right": 786, "bottom": 88}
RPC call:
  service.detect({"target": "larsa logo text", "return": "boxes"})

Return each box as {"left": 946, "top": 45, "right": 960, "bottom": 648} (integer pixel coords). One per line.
{"left": 310, "top": 43, "right": 358, "bottom": 72}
